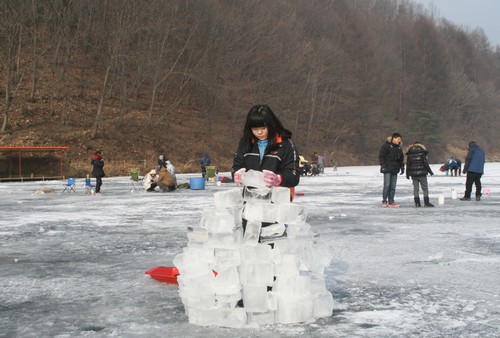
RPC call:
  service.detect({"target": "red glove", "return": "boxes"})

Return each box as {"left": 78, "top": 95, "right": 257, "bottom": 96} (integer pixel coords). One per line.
{"left": 263, "top": 170, "right": 282, "bottom": 188}
{"left": 234, "top": 168, "right": 246, "bottom": 186}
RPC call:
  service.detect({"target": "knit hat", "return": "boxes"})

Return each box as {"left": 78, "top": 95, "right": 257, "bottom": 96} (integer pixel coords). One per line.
{"left": 392, "top": 132, "right": 402, "bottom": 139}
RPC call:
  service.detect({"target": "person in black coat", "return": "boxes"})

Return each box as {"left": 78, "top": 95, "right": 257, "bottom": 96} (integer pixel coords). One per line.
{"left": 200, "top": 152, "right": 211, "bottom": 178}
{"left": 91, "top": 150, "right": 105, "bottom": 194}
{"left": 232, "top": 104, "right": 300, "bottom": 197}
{"left": 379, "top": 133, "right": 404, "bottom": 207}
{"left": 156, "top": 154, "right": 169, "bottom": 172}
{"left": 406, "top": 142, "right": 434, "bottom": 207}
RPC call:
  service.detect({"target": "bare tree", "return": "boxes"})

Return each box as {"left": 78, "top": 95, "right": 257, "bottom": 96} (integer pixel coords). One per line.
{"left": 0, "top": 0, "right": 24, "bottom": 132}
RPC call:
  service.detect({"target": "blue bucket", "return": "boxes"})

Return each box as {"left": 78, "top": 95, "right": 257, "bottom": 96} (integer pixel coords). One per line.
{"left": 189, "top": 177, "right": 205, "bottom": 190}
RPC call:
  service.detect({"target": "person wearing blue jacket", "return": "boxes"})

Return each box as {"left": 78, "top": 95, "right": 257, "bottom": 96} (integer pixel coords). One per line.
{"left": 461, "top": 141, "right": 485, "bottom": 201}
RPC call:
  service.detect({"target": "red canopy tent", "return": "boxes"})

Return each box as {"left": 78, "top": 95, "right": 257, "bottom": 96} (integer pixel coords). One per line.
{"left": 0, "top": 146, "right": 69, "bottom": 181}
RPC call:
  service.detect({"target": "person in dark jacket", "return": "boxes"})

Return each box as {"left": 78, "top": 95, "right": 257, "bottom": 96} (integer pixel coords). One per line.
{"left": 156, "top": 154, "right": 169, "bottom": 172}
{"left": 232, "top": 104, "right": 300, "bottom": 197}
{"left": 379, "top": 133, "right": 405, "bottom": 207}
{"left": 406, "top": 142, "right": 434, "bottom": 207}
{"left": 91, "top": 150, "right": 105, "bottom": 194}
{"left": 461, "top": 141, "right": 485, "bottom": 201}
{"left": 200, "top": 152, "right": 211, "bottom": 178}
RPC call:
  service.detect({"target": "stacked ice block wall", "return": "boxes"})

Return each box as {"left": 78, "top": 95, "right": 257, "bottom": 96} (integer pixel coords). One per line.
{"left": 174, "top": 174, "right": 333, "bottom": 327}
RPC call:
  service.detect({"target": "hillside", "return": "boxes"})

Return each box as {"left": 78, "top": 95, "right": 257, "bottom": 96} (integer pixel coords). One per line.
{"left": 1, "top": 0, "right": 500, "bottom": 177}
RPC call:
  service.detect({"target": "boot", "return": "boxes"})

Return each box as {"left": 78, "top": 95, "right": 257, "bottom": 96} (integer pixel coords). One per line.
{"left": 414, "top": 196, "right": 421, "bottom": 207}
{"left": 476, "top": 194, "right": 482, "bottom": 201}
{"left": 424, "top": 196, "right": 434, "bottom": 207}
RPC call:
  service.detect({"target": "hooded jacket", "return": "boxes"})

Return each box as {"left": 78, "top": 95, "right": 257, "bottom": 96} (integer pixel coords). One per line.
{"left": 463, "top": 142, "right": 485, "bottom": 174}
{"left": 379, "top": 137, "right": 404, "bottom": 174}
{"left": 405, "top": 143, "right": 433, "bottom": 178}
{"left": 91, "top": 155, "right": 105, "bottom": 178}
{"left": 232, "top": 132, "right": 300, "bottom": 188}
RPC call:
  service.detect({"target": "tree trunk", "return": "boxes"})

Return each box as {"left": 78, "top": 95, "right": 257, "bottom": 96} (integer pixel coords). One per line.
{"left": 91, "top": 64, "right": 112, "bottom": 138}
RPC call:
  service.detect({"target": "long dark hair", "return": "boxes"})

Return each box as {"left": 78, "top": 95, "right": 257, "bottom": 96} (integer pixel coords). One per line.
{"left": 238, "top": 104, "right": 292, "bottom": 153}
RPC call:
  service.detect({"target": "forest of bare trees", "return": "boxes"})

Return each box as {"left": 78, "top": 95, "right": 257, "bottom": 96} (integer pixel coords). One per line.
{"left": 1, "top": 0, "right": 500, "bottom": 173}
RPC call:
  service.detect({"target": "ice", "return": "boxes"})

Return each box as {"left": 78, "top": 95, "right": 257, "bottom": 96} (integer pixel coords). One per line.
{"left": 271, "top": 187, "right": 291, "bottom": 204}
{"left": 277, "top": 274, "right": 311, "bottom": 297}
{"left": 186, "top": 229, "right": 209, "bottom": 243}
{"left": 5, "top": 164, "right": 499, "bottom": 335}
{"left": 277, "top": 204, "right": 307, "bottom": 223}
{"left": 260, "top": 223, "right": 286, "bottom": 238}
{"left": 239, "top": 262, "right": 274, "bottom": 286}
{"left": 212, "top": 267, "right": 241, "bottom": 295}
{"left": 207, "top": 228, "right": 243, "bottom": 249}
{"left": 247, "top": 311, "right": 275, "bottom": 325}
{"left": 243, "top": 186, "right": 272, "bottom": 201}
{"left": 243, "top": 201, "right": 278, "bottom": 223}
{"left": 285, "top": 222, "right": 311, "bottom": 238}
{"left": 200, "top": 209, "right": 239, "bottom": 233}
{"left": 313, "top": 292, "right": 334, "bottom": 318}
{"left": 181, "top": 292, "right": 216, "bottom": 310}
{"left": 215, "top": 291, "right": 242, "bottom": 308}
{"left": 174, "top": 253, "right": 213, "bottom": 279}
{"left": 309, "top": 276, "right": 328, "bottom": 296}
{"left": 214, "top": 188, "right": 244, "bottom": 209}
{"left": 267, "top": 291, "right": 278, "bottom": 311}
{"left": 242, "top": 169, "right": 267, "bottom": 188}
{"left": 213, "top": 248, "right": 241, "bottom": 271}
{"left": 240, "top": 244, "right": 273, "bottom": 264}
{"left": 242, "top": 286, "right": 268, "bottom": 312}
{"left": 183, "top": 246, "right": 215, "bottom": 264}
{"left": 242, "top": 221, "right": 262, "bottom": 246}
{"left": 188, "top": 308, "right": 247, "bottom": 328}
{"left": 276, "top": 297, "right": 314, "bottom": 324}
{"left": 274, "top": 253, "right": 300, "bottom": 277}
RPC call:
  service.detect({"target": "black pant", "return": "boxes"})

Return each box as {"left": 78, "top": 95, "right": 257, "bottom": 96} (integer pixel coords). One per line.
{"left": 95, "top": 177, "right": 103, "bottom": 193}
{"left": 464, "top": 172, "right": 482, "bottom": 198}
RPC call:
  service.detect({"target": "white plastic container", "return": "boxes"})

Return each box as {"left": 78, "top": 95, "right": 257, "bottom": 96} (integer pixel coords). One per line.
{"left": 438, "top": 194, "right": 445, "bottom": 205}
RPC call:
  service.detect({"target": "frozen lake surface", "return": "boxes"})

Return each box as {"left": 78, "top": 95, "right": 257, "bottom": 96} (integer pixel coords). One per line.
{"left": 1, "top": 164, "right": 500, "bottom": 337}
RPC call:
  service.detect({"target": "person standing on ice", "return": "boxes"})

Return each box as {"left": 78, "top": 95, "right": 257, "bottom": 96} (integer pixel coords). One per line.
{"left": 461, "top": 141, "right": 485, "bottom": 201}
{"left": 232, "top": 104, "right": 300, "bottom": 199}
{"left": 405, "top": 142, "right": 434, "bottom": 207}
{"left": 200, "top": 152, "right": 211, "bottom": 178}
{"left": 91, "top": 150, "right": 105, "bottom": 194}
{"left": 379, "top": 133, "right": 404, "bottom": 207}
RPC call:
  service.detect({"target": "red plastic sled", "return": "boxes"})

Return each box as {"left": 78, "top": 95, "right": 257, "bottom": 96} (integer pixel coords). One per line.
{"left": 145, "top": 266, "right": 179, "bottom": 284}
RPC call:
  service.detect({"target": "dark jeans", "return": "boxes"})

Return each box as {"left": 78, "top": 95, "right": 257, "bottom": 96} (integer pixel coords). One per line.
{"left": 464, "top": 172, "right": 482, "bottom": 198}
{"left": 95, "top": 177, "right": 103, "bottom": 193}
{"left": 383, "top": 172, "right": 398, "bottom": 203}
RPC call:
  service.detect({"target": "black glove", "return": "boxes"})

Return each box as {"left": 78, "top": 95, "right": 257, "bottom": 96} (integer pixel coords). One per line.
{"left": 429, "top": 171, "right": 434, "bottom": 176}
{"left": 380, "top": 165, "right": 388, "bottom": 174}
{"left": 400, "top": 168, "right": 405, "bottom": 175}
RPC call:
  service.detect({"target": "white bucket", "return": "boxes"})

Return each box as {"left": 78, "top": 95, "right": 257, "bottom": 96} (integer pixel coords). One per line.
{"left": 451, "top": 189, "right": 457, "bottom": 199}
{"left": 438, "top": 194, "right": 445, "bottom": 205}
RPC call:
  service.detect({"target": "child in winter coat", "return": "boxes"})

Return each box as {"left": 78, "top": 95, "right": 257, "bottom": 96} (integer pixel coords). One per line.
{"left": 406, "top": 142, "right": 434, "bottom": 207}
{"left": 232, "top": 104, "right": 300, "bottom": 195}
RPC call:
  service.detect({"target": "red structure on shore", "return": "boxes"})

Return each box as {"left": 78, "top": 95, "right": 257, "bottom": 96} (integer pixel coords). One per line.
{"left": 0, "top": 146, "right": 69, "bottom": 181}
